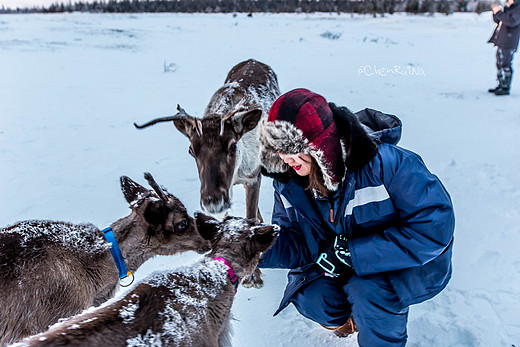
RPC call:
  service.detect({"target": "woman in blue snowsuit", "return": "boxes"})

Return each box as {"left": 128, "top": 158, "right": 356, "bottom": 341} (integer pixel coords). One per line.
{"left": 257, "top": 89, "right": 455, "bottom": 346}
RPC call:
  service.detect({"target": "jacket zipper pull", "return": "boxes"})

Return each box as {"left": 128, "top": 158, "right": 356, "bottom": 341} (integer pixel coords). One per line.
{"left": 330, "top": 208, "right": 334, "bottom": 223}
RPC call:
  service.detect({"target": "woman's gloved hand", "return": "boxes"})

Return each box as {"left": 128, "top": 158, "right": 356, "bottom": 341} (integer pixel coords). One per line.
{"left": 316, "top": 235, "right": 354, "bottom": 278}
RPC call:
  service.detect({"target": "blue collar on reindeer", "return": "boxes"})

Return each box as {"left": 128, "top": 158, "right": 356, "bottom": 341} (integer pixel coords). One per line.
{"left": 102, "top": 227, "right": 134, "bottom": 287}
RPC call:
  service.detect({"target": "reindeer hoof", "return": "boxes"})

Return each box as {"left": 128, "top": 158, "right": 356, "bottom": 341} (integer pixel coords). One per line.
{"left": 241, "top": 268, "right": 264, "bottom": 288}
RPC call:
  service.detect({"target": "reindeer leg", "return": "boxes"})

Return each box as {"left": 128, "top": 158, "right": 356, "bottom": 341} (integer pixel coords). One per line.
{"left": 244, "top": 173, "right": 261, "bottom": 221}
{"left": 256, "top": 208, "right": 263, "bottom": 223}
{"left": 241, "top": 267, "right": 264, "bottom": 289}
{"left": 242, "top": 173, "right": 264, "bottom": 288}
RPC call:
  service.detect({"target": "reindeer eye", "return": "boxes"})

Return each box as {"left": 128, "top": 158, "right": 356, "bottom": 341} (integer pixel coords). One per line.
{"left": 228, "top": 143, "right": 237, "bottom": 155}
{"left": 177, "top": 220, "right": 189, "bottom": 232}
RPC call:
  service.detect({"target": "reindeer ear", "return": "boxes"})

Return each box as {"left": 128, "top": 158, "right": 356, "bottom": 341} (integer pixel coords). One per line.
{"left": 195, "top": 212, "right": 220, "bottom": 240}
{"left": 120, "top": 176, "right": 149, "bottom": 205}
{"left": 232, "top": 109, "right": 263, "bottom": 136}
{"left": 143, "top": 200, "right": 168, "bottom": 227}
{"left": 252, "top": 225, "right": 279, "bottom": 252}
{"left": 173, "top": 115, "right": 199, "bottom": 138}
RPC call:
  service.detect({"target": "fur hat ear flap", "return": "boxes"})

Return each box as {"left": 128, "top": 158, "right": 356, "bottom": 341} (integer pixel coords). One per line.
{"left": 260, "top": 167, "right": 292, "bottom": 183}
{"left": 329, "top": 103, "right": 378, "bottom": 172}
{"left": 257, "top": 118, "right": 303, "bottom": 174}
{"left": 258, "top": 143, "right": 289, "bottom": 174}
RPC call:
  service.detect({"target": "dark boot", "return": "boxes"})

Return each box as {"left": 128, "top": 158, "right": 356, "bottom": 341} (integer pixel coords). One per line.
{"left": 488, "top": 86, "right": 500, "bottom": 93}
{"left": 495, "top": 88, "right": 510, "bottom": 95}
{"left": 495, "top": 71, "right": 512, "bottom": 95}
{"left": 495, "top": 87, "right": 510, "bottom": 95}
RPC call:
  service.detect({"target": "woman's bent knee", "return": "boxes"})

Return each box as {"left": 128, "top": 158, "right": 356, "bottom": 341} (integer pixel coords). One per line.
{"left": 290, "top": 275, "right": 351, "bottom": 327}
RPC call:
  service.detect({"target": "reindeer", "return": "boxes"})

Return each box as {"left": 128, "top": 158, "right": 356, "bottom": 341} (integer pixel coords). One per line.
{"left": 134, "top": 59, "right": 280, "bottom": 222}
{"left": 135, "top": 60, "right": 279, "bottom": 288}
{"left": 0, "top": 173, "right": 211, "bottom": 346}
{"left": 11, "top": 213, "right": 279, "bottom": 347}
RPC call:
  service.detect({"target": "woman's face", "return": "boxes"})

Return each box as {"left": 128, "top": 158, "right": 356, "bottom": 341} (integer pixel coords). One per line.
{"left": 278, "top": 153, "right": 312, "bottom": 176}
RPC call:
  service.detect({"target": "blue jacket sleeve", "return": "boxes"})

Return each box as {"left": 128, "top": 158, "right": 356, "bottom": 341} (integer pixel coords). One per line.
{"left": 258, "top": 190, "right": 311, "bottom": 269}
{"left": 350, "top": 148, "right": 455, "bottom": 276}
{"left": 495, "top": 8, "right": 520, "bottom": 27}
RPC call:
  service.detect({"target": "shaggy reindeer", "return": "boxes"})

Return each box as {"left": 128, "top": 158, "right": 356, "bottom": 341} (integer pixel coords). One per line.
{"left": 134, "top": 59, "right": 280, "bottom": 222}
{"left": 12, "top": 214, "right": 279, "bottom": 347}
{"left": 0, "top": 173, "right": 211, "bottom": 346}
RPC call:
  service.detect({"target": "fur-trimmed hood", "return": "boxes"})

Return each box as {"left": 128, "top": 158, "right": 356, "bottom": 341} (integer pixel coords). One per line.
{"left": 258, "top": 103, "right": 402, "bottom": 190}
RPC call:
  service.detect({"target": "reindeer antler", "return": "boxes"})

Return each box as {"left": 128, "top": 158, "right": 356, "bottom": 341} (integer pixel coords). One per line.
{"left": 144, "top": 172, "right": 168, "bottom": 202}
{"left": 133, "top": 104, "right": 190, "bottom": 129}
{"left": 176, "top": 104, "right": 189, "bottom": 117}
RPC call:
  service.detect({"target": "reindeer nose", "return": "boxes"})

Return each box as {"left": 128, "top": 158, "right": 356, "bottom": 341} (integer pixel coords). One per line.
{"left": 201, "top": 193, "right": 231, "bottom": 215}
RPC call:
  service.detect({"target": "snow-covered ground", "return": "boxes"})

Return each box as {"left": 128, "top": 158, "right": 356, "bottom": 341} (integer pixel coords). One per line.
{"left": 1, "top": 12, "right": 519, "bottom": 346}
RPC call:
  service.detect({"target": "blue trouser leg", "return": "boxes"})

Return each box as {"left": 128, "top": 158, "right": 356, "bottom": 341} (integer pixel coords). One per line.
{"left": 345, "top": 274, "right": 409, "bottom": 347}
{"left": 290, "top": 273, "right": 409, "bottom": 346}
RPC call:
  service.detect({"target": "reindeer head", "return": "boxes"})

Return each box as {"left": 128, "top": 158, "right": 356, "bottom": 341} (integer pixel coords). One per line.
{"left": 195, "top": 213, "right": 278, "bottom": 279}
{"left": 134, "top": 105, "right": 262, "bottom": 217}
{"left": 118, "top": 173, "right": 211, "bottom": 265}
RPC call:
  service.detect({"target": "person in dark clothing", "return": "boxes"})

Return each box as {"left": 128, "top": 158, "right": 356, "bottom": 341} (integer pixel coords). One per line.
{"left": 257, "top": 89, "right": 455, "bottom": 346}
{"left": 488, "top": 0, "right": 520, "bottom": 95}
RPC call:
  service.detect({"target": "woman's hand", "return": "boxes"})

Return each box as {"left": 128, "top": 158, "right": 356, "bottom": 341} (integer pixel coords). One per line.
{"left": 316, "top": 235, "right": 354, "bottom": 279}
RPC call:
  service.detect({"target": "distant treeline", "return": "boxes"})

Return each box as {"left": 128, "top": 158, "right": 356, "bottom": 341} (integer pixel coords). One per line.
{"left": 0, "top": 0, "right": 495, "bottom": 15}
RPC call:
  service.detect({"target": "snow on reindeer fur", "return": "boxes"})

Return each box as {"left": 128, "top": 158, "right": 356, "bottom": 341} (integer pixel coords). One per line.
{"left": 206, "top": 66, "right": 278, "bottom": 118}
{"left": 119, "top": 297, "right": 140, "bottom": 324}
{"left": 207, "top": 81, "right": 242, "bottom": 116}
{"left": 214, "top": 217, "right": 281, "bottom": 241}
{"left": 246, "top": 78, "right": 279, "bottom": 114}
{"left": 216, "top": 218, "right": 251, "bottom": 241}
{"left": 1, "top": 220, "right": 109, "bottom": 253}
{"left": 125, "top": 259, "right": 230, "bottom": 346}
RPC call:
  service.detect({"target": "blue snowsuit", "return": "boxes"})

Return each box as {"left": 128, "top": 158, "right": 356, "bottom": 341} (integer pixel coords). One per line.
{"left": 259, "top": 108, "right": 455, "bottom": 346}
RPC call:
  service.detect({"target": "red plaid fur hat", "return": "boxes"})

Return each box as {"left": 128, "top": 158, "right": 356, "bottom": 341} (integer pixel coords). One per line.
{"left": 258, "top": 88, "right": 344, "bottom": 191}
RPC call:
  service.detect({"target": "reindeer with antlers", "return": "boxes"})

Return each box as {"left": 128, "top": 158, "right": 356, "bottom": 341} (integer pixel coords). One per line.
{"left": 134, "top": 59, "right": 280, "bottom": 224}
{"left": 12, "top": 214, "right": 279, "bottom": 347}
{"left": 0, "top": 173, "right": 211, "bottom": 346}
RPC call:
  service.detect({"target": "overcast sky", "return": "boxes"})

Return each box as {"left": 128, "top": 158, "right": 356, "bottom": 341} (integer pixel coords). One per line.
{"left": 1, "top": 0, "right": 76, "bottom": 9}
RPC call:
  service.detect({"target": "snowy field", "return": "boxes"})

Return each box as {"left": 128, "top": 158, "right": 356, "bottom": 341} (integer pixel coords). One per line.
{"left": 1, "top": 12, "right": 519, "bottom": 346}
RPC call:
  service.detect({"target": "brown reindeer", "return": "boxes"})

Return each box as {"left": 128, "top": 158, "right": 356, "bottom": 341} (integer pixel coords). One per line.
{"left": 134, "top": 59, "right": 280, "bottom": 222}
{"left": 11, "top": 213, "right": 279, "bottom": 347}
{"left": 0, "top": 173, "right": 211, "bottom": 346}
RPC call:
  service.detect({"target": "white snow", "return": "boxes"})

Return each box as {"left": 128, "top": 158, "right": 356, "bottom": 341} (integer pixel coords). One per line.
{"left": 1, "top": 12, "right": 520, "bottom": 346}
